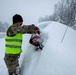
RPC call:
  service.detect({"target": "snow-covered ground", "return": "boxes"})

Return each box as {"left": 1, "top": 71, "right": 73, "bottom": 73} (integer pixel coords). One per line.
{"left": 0, "top": 21, "right": 76, "bottom": 75}
{"left": 0, "top": 32, "right": 5, "bottom": 38}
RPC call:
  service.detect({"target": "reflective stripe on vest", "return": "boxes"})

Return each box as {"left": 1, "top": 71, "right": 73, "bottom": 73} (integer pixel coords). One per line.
{"left": 5, "top": 25, "right": 22, "bottom": 54}
{"left": 5, "top": 39, "right": 22, "bottom": 42}
{"left": 5, "top": 44, "right": 21, "bottom": 48}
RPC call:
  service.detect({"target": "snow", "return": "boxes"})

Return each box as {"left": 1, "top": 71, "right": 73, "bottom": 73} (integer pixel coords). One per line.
{"left": 0, "top": 21, "right": 76, "bottom": 75}
{"left": 0, "top": 32, "right": 5, "bottom": 38}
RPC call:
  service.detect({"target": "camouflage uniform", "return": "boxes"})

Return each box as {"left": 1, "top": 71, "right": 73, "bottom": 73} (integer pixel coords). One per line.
{"left": 4, "top": 24, "right": 39, "bottom": 75}
{"left": 4, "top": 54, "right": 20, "bottom": 75}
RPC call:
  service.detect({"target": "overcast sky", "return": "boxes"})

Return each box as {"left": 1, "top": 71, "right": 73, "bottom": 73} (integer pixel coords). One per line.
{"left": 0, "top": 0, "right": 60, "bottom": 25}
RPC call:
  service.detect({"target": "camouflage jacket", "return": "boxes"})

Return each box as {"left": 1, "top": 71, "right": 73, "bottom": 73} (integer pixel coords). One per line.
{"left": 6, "top": 24, "right": 40, "bottom": 36}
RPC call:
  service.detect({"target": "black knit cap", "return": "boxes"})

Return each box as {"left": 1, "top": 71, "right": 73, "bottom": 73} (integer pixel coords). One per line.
{"left": 12, "top": 14, "right": 23, "bottom": 24}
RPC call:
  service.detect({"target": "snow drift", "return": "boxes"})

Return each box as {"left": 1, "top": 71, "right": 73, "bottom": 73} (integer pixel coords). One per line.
{"left": 0, "top": 21, "right": 76, "bottom": 75}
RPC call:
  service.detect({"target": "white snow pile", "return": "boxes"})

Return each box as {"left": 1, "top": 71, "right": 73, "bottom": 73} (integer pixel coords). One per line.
{"left": 0, "top": 21, "right": 76, "bottom": 75}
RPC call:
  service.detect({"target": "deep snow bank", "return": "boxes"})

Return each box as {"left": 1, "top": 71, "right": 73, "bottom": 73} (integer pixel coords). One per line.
{"left": 20, "top": 21, "right": 76, "bottom": 75}
{"left": 0, "top": 21, "right": 76, "bottom": 75}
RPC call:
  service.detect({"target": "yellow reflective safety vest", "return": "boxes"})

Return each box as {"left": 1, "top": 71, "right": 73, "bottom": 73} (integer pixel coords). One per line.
{"left": 5, "top": 26, "right": 22, "bottom": 54}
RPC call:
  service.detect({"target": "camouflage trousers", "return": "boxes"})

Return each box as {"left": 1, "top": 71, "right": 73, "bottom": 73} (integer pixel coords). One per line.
{"left": 4, "top": 53, "right": 20, "bottom": 75}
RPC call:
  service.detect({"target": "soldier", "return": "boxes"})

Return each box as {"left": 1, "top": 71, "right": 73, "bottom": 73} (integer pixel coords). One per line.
{"left": 4, "top": 14, "right": 39, "bottom": 75}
